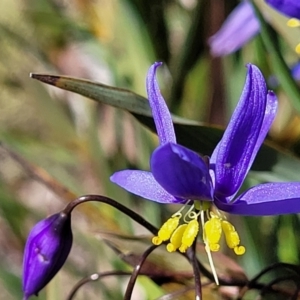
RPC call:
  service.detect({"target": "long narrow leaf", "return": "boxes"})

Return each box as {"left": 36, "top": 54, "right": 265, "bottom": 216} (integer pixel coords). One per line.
{"left": 30, "top": 73, "right": 300, "bottom": 179}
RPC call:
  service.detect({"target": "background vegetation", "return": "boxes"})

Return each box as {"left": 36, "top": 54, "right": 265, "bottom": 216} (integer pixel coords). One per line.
{"left": 1, "top": 0, "right": 300, "bottom": 299}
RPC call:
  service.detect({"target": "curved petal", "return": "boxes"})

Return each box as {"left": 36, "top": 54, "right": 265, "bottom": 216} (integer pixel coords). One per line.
{"left": 208, "top": 2, "right": 260, "bottom": 57}
{"left": 266, "top": 0, "right": 300, "bottom": 19}
{"left": 211, "top": 64, "right": 268, "bottom": 198}
{"left": 151, "top": 143, "right": 213, "bottom": 200}
{"left": 213, "top": 91, "right": 277, "bottom": 204}
{"left": 251, "top": 91, "right": 278, "bottom": 161}
{"left": 215, "top": 182, "right": 300, "bottom": 215}
{"left": 146, "top": 62, "right": 176, "bottom": 145}
{"left": 110, "top": 170, "right": 182, "bottom": 203}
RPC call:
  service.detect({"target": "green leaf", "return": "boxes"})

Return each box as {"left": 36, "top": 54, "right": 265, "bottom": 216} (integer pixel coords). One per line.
{"left": 30, "top": 73, "right": 300, "bottom": 180}
{"left": 30, "top": 74, "right": 198, "bottom": 123}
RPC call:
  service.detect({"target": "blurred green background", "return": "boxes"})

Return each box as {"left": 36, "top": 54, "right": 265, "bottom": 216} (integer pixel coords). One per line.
{"left": 1, "top": 0, "right": 300, "bottom": 299}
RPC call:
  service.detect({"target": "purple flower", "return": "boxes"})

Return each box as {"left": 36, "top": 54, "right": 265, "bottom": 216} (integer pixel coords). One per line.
{"left": 266, "top": 0, "right": 300, "bottom": 19}
{"left": 111, "top": 62, "right": 300, "bottom": 258}
{"left": 209, "top": 1, "right": 300, "bottom": 57}
{"left": 208, "top": 2, "right": 260, "bottom": 57}
{"left": 22, "top": 212, "right": 73, "bottom": 300}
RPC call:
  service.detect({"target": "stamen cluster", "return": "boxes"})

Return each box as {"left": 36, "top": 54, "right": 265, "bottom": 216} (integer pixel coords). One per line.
{"left": 152, "top": 203, "right": 245, "bottom": 256}
{"left": 152, "top": 205, "right": 200, "bottom": 253}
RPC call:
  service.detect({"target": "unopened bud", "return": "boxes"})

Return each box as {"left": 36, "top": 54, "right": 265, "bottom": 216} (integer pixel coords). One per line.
{"left": 22, "top": 212, "right": 73, "bottom": 299}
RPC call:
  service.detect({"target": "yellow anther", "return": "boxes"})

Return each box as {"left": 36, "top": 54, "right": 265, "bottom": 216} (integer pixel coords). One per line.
{"left": 287, "top": 18, "right": 300, "bottom": 27}
{"left": 221, "top": 220, "right": 238, "bottom": 248}
{"left": 295, "top": 43, "right": 300, "bottom": 55}
{"left": 152, "top": 216, "right": 180, "bottom": 246}
{"left": 166, "top": 224, "right": 188, "bottom": 252}
{"left": 179, "top": 219, "right": 199, "bottom": 253}
{"left": 204, "top": 217, "right": 222, "bottom": 252}
{"left": 234, "top": 246, "right": 246, "bottom": 255}
{"left": 221, "top": 220, "right": 245, "bottom": 255}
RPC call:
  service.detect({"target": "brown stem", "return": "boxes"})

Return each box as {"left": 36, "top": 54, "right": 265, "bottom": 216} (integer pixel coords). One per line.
{"left": 123, "top": 245, "right": 158, "bottom": 300}
{"left": 63, "top": 194, "right": 158, "bottom": 236}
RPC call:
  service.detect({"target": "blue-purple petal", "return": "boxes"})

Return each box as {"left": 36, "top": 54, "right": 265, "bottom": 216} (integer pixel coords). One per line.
{"left": 211, "top": 64, "right": 268, "bottom": 198}
{"left": 219, "top": 90, "right": 277, "bottom": 204}
{"left": 110, "top": 170, "right": 182, "bottom": 203}
{"left": 266, "top": 0, "right": 300, "bottom": 19}
{"left": 146, "top": 62, "right": 176, "bottom": 145}
{"left": 215, "top": 182, "right": 300, "bottom": 215}
{"left": 151, "top": 143, "right": 213, "bottom": 200}
{"left": 208, "top": 2, "right": 260, "bottom": 57}
{"left": 250, "top": 91, "right": 277, "bottom": 162}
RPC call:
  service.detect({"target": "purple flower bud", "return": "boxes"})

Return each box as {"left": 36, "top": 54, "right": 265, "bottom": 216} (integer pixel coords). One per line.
{"left": 22, "top": 212, "right": 73, "bottom": 300}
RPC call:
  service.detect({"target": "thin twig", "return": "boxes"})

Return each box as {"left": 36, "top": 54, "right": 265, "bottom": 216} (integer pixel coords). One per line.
{"left": 66, "top": 271, "right": 132, "bottom": 300}
{"left": 248, "top": 262, "right": 300, "bottom": 289}
{"left": 123, "top": 245, "right": 158, "bottom": 300}
{"left": 238, "top": 262, "right": 300, "bottom": 299}
{"left": 259, "top": 275, "right": 300, "bottom": 299}
{"left": 189, "top": 243, "right": 202, "bottom": 300}
{"left": 185, "top": 218, "right": 202, "bottom": 300}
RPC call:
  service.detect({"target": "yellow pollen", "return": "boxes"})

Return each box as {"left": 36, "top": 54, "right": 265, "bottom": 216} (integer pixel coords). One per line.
{"left": 152, "top": 201, "right": 202, "bottom": 252}
{"left": 295, "top": 43, "right": 300, "bottom": 55}
{"left": 166, "top": 224, "right": 188, "bottom": 252}
{"left": 221, "top": 220, "right": 245, "bottom": 255}
{"left": 287, "top": 18, "right": 300, "bottom": 27}
{"left": 179, "top": 219, "right": 199, "bottom": 253}
{"left": 234, "top": 245, "right": 246, "bottom": 255}
{"left": 152, "top": 206, "right": 200, "bottom": 253}
{"left": 152, "top": 216, "right": 180, "bottom": 246}
{"left": 152, "top": 203, "right": 245, "bottom": 262}
{"left": 204, "top": 216, "right": 222, "bottom": 252}
{"left": 201, "top": 211, "right": 219, "bottom": 285}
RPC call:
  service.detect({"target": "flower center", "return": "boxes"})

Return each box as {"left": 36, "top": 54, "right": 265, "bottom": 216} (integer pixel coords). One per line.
{"left": 152, "top": 202, "right": 245, "bottom": 284}
{"left": 287, "top": 18, "right": 300, "bottom": 55}
{"left": 152, "top": 203, "right": 245, "bottom": 254}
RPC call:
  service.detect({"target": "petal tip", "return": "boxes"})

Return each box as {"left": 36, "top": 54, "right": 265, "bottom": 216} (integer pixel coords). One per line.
{"left": 152, "top": 61, "right": 163, "bottom": 70}
{"left": 245, "top": 63, "right": 258, "bottom": 72}
{"left": 110, "top": 172, "right": 121, "bottom": 184}
{"left": 267, "top": 90, "right": 275, "bottom": 97}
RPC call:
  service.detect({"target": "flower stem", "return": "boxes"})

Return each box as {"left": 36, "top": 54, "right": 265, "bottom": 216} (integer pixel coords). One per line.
{"left": 123, "top": 245, "right": 158, "bottom": 300}
{"left": 63, "top": 194, "right": 158, "bottom": 235}
{"left": 186, "top": 232, "right": 202, "bottom": 299}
